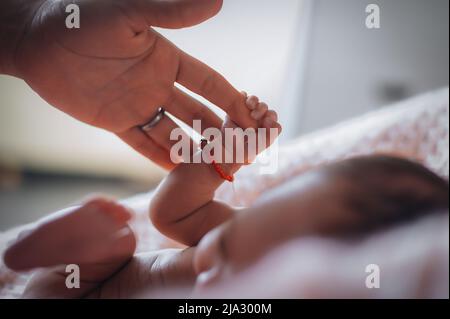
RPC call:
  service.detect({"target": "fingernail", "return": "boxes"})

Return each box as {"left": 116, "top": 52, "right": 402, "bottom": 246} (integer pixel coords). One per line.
{"left": 269, "top": 112, "right": 278, "bottom": 122}
{"left": 246, "top": 101, "right": 256, "bottom": 110}
{"left": 263, "top": 117, "right": 274, "bottom": 128}
{"left": 251, "top": 110, "right": 260, "bottom": 120}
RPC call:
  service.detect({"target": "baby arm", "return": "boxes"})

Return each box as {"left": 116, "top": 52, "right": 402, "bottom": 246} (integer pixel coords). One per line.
{"left": 150, "top": 94, "right": 281, "bottom": 246}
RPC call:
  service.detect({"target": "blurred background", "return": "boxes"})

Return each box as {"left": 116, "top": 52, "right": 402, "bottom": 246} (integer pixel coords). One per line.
{"left": 0, "top": 0, "right": 448, "bottom": 230}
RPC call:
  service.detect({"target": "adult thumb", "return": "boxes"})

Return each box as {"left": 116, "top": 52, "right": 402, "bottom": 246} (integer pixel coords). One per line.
{"left": 142, "top": 0, "right": 223, "bottom": 29}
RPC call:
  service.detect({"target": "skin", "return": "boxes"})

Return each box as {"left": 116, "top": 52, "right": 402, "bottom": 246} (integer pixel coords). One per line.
{"left": 193, "top": 170, "right": 354, "bottom": 286}
{"left": 2, "top": 166, "right": 353, "bottom": 298}
{"left": 149, "top": 93, "right": 282, "bottom": 246}
{"left": 24, "top": 248, "right": 197, "bottom": 299}
{"left": 4, "top": 156, "right": 444, "bottom": 298}
{"left": 3, "top": 93, "right": 285, "bottom": 298}
{"left": 3, "top": 197, "right": 196, "bottom": 298}
{"left": 0, "top": 0, "right": 257, "bottom": 169}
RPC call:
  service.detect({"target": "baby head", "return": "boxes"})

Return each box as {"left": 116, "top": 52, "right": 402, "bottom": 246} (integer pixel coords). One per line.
{"left": 194, "top": 155, "right": 449, "bottom": 286}
{"left": 325, "top": 155, "right": 449, "bottom": 235}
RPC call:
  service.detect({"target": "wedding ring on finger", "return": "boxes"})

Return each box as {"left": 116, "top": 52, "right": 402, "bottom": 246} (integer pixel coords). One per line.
{"left": 141, "top": 107, "right": 166, "bottom": 132}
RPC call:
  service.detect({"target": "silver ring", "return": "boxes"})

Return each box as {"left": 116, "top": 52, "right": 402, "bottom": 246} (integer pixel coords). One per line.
{"left": 141, "top": 107, "right": 165, "bottom": 132}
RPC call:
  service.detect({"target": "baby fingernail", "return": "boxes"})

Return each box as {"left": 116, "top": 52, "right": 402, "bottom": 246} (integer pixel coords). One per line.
{"left": 264, "top": 117, "right": 273, "bottom": 127}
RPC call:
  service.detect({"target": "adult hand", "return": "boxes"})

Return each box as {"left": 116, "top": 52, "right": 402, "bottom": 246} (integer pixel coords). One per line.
{"left": 3, "top": 198, "right": 197, "bottom": 298}
{"left": 22, "top": 248, "right": 197, "bottom": 299}
{"left": 1, "top": 0, "right": 255, "bottom": 169}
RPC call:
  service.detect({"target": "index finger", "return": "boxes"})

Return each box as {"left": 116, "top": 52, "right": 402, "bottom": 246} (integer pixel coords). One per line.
{"left": 176, "top": 51, "right": 257, "bottom": 129}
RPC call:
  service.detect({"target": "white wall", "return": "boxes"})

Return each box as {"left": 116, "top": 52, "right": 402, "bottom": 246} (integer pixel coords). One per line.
{"left": 284, "top": 0, "right": 449, "bottom": 137}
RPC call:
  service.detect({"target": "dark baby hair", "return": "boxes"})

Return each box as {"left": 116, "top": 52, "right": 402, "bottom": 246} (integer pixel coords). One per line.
{"left": 330, "top": 155, "right": 449, "bottom": 235}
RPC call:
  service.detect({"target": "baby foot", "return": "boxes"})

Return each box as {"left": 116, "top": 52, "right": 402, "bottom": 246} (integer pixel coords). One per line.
{"left": 3, "top": 197, "right": 136, "bottom": 271}
{"left": 220, "top": 93, "right": 282, "bottom": 164}
{"left": 4, "top": 197, "right": 137, "bottom": 298}
{"left": 245, "top": 93, "right": 282, "bottom": 142}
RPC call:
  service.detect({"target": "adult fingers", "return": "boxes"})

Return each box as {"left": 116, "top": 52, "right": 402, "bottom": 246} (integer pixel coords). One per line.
{"left": 176, "top": 51, "right": 257, "bottom": 129}
{"left": 139, "top": 0, "right": 223, "bottom": 29}
{"left": 117, "top": 128, "right": 176, "bottom": 170}
{"left": 118, "top": 112, "right": 198, "bottom": 169}
{"left": 166, "top": 87, "right": 223, "bottom": 132}
{"left": 141, "top": 110, "right": 198, "bottom": 162}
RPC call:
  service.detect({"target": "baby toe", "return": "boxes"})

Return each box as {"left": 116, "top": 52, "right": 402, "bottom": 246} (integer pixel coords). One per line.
{"left": 263, "top": 116, "right": 274, "bottom": 129}
{"left": 251, "top": 102, "right": 268, "bottom": 121}
{"left": 84, "top": 198, "right": 132, "bottom": 226}
{"left": 246, "top": 95, "right": 259, "bottom": 110}
{"left": 266, "top": 110, "right": 278, "bottom": 122}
